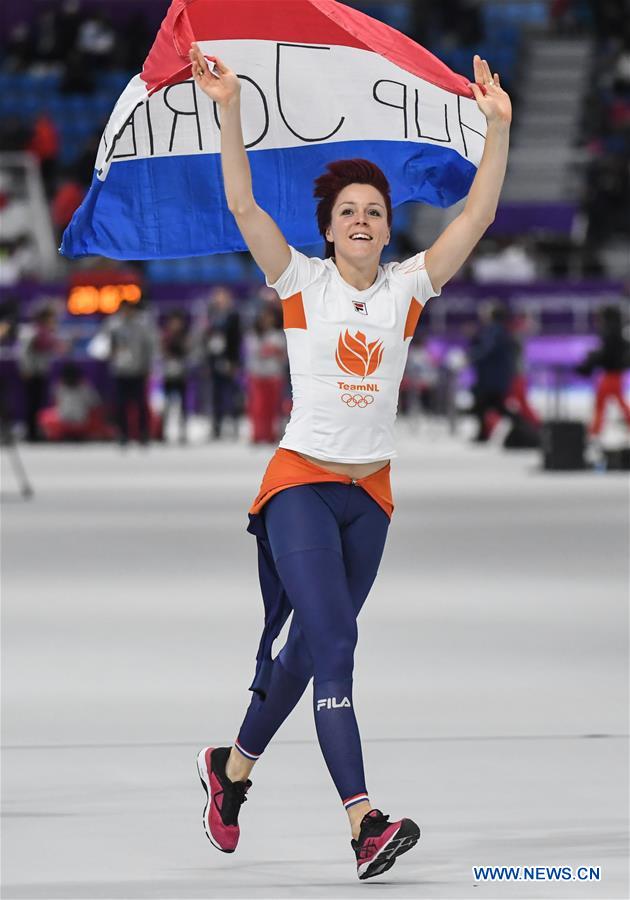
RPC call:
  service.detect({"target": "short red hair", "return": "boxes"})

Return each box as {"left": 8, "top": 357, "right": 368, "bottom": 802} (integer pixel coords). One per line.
{"left": 313, "top": 159, "right": 393, "bottom": 258}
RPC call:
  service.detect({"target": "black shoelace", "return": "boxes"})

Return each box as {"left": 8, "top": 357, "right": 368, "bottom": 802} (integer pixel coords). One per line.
{"left": 360, "top": 811, "right": 389, "bottom": 839}
{"left": 221, "top": 779, "right": 250, "bottom": 826}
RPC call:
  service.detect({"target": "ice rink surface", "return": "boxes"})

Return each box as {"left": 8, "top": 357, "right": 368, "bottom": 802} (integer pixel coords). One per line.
{"left": 2, "top": 430, "right": 629, "bottom": 899}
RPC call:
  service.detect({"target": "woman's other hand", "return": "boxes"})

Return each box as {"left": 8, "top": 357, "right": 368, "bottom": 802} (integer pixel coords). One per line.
{"left": 189, "top": 44, "right": 240, "bottom": 107}
{"left": 468, "top": 54, "right": 512, "bottom": 127}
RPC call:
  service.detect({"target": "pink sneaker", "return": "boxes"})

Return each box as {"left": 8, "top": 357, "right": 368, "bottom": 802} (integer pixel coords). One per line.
{"left": 196, "top": 746, "right": 251, "bottom": 853}
{"left": 351, "top": 809, "right": 420, "bottom": 880}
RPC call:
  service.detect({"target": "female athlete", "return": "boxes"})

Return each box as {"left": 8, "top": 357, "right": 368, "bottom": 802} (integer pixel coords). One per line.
{"left": 189, "top": 42, "right": 511, "bottom": 880}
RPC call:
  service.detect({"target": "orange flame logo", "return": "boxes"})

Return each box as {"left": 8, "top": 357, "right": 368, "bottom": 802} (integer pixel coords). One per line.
{"left": 335, "top": 330, "right": 384, "bottom": 379}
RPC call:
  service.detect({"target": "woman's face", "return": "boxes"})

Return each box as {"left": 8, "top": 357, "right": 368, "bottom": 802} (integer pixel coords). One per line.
{"left": 325, "top": 183, "right": 390, "bottom": 263}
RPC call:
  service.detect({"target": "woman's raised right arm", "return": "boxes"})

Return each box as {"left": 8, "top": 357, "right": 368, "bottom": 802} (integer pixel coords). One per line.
{"left": 190, "top": 44, "right": 291, "bottom": 283}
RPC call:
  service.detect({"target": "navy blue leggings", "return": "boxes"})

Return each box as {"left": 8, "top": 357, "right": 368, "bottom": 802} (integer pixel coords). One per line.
{"left": 236, "top": 482, "right": 389, "bottom": 807}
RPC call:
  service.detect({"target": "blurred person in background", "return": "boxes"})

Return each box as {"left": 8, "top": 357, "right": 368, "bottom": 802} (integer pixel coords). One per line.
{"left": 471, "top": 236, "right": 537, "bottom": 283}
{"left": 468, "top": 301, "right": 518, "bottom": 442}
{"left": 3, "top": 22, "right": 30, "bottom": 72}
{"left": 399, "top": 334, "right": 439, "bottom": 420}
{"left": 253, "top": 285, "right": 284, "bottom": 329}
{"left": 411, "top": 0, "right": 483, "bottom": 50}
{"left": 160, "top": 310, "right": 191, "bottom": 444}
{"left": 76, "top": 8, "right": 116, "bottom": 69}
{"left": 506, "top": 311, "right": 541, "bottom": 430}
{"left": 17, "top": 305, "right": 65, "bottom": 442}
{"left": 104, "top": 300, "right": 155, "bottom": 447}
{"left": 0, "top": 179, "right": 30, "bottom": 245}
{"left": 203, "top": 286, "right": 242, "bottom": 440}
{"left": 0, "top": 299, "right": 19, "bottom": 436}
{"left": 576, "top": 304, "right": 630, "bottom": 436}
{"left": 51, "top": 178, "right": 86, "bottom": 245}
{"left": 246, "top": 307, "right": 287, "bottom": 444}
{"left": 0, "top": 236, "right": 38, "bottom": 286}
{"left": 26, "top": 111, "right": 60, "bottom": 195}
{"left": 38, "top": 360, "right": 111, "bottom": 442}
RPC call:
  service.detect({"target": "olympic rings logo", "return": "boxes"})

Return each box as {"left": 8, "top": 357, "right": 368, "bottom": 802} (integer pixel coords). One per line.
{"left": 341, "top": 393, "right": 375, "bottom": 408}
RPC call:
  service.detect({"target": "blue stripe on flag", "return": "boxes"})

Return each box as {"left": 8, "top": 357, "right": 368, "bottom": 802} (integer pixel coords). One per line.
{"left": 61, "top": 140, "right": 476, "bottom": 260}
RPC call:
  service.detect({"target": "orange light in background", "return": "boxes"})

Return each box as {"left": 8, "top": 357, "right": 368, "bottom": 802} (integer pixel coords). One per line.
{"left": 67, "top": 284, "right": 142, "bottom": 316}
{"left": 68, "top": 286, "right": 100, "bottom": 316}
{"left": 121, "top": 284, "right": 141, "bottom": 302}
{"left": 99, "top": 285, "right": 120, "bottom": 314}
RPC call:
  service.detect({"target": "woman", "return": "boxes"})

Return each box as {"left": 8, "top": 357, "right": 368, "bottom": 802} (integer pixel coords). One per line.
{"left": 189, "top": 43, "right": 511, "bottom": 880}
{"left": 160, "top": 310, "right": 191, "bottom": 444}
{"left": 576, "top": 304, "right": 630, "bottom": 436}
{"left": 17, "top": 306, "right": 65, "bottom": 443}
{"left": 246, "top": 306, "right": 287, "bottom": 443}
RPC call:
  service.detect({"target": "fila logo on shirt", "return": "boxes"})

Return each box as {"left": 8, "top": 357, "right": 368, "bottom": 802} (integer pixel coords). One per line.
{"left": 353, "top": 301, "right": 368, "bottom": 315}
{"left": 317, "top": 696, "right": 352, "bottom": 711}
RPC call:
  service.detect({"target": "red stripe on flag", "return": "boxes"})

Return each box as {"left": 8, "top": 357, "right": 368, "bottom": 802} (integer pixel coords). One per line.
{"left": 187, "top": 0, "right": 369, "bottom": 48}
{"left": 141, "top": 0, "right": 473, "bottom": 98}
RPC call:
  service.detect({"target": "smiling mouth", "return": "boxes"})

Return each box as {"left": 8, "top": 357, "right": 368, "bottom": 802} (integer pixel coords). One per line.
{"left": 350, "top": 233, "right": 372, "bottom": 241}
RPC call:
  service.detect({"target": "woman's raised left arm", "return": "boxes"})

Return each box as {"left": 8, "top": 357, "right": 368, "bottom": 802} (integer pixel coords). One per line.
{"left": 424, "top": 55, "right": 512, "bottom": 293}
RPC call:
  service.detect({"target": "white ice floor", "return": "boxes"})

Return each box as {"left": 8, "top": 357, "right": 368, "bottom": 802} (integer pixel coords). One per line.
{"left": 1, "top": 427, "right": 628, "bottom": 899}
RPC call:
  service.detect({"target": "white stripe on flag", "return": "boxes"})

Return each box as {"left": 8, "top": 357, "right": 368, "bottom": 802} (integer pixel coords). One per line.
{"left": 96, "top": 39, "right": 486, "bottom": 180}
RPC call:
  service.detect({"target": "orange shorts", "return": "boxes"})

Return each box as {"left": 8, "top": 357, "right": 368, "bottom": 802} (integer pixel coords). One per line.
{"left": 249, "top": 448, "right": 394, "bottom": 519}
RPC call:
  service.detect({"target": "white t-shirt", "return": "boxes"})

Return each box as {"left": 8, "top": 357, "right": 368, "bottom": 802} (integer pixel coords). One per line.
{"left": 267, "top": 246, "right": 440, "bottom": 463}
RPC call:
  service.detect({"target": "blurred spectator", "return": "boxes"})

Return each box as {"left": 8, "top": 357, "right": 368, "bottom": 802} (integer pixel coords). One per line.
{"left": 472, "top": 238, "right": 538, "bottom": 283}
{"left": 411, "top": 0, "right": 483, "bottom": 48}
{"left": 506, "top": 312, "right": 542, "bottom": 429}
{"left": 104, "top": 301, "right": 155, "bottom": 446}
{"left": 550, "top": 0, "right": 593, "bottom": 32}
{"left": 468, "top": 302, "right": 518, "bottom": 442}
{"left": 32, "top": 9, "right": 61, "bottom": 67}
{"left": 17, "top": 305, "right": 65, "bottom": 442}
{"left": 0, "top": 299, "right": 19, "bottom": 434}
{"left": 76, "top": 10, "right": 116, "bottom": 67}
{"left": 0, "top": 236, "right": 38, "bottom": 285}
{"left": 614, "top": 37, "right": 630, "bottom": 87}
{"left": 38, "top": 361, "right": 112, "bottom": 441}
{"left": 56, "top": 1, "right": 84, "bottom": 59}
{"left": 160, "top": 310, "right": 191, "bottom": 444}
{"left": 0, "top": 182, "right": 29, "bottom": 242}
{"left": 400, "top": 334, "right": 439, "bottom": 418}
{"left": 576, "top": 304, "right": 630, "bottom": 435}
{"left": 2, "top": 1, "right": 152, "bottom": 78}
{"left": 583, "top": 154, "right": 630, "bottom": 246}
{"left": 27, "top": 112, "right": 60, "bottom": 192}
{"left": 253, "top": 285, "right": 284, "bottom": 330}
{"left": 246, "top": 307, "right": 286, "bottom": 444}
{"left": 203, "top": 287, "right": 242, "bottom": 440}
{"left": 4, "top": 23, "right": 30, "bottom": 72}
{"left": 51, "top": 179, "right": 85, "bottom": 244}
{"left": 71, "top": 133, "right": 102, "bottom": 187}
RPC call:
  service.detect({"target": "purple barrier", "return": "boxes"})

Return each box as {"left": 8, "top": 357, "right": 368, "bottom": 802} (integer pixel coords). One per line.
{"left": 487, "top": 203, "right": 577, "bottom": 236}
{"left": 421, "top": 279, "right": 625, "bottom": 334}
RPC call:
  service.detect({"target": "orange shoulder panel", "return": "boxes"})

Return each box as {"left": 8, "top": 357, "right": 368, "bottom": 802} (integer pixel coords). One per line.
{"left": 403, "top": 297, "right": 423, "bottom": 340}
{"left": 282, "top": 292, "right": 307, "bottom": 330}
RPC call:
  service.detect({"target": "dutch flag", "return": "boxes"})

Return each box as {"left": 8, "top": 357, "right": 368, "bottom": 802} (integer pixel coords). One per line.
{"left": 60, "top": 0, "right": 487, "bottom": 260}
